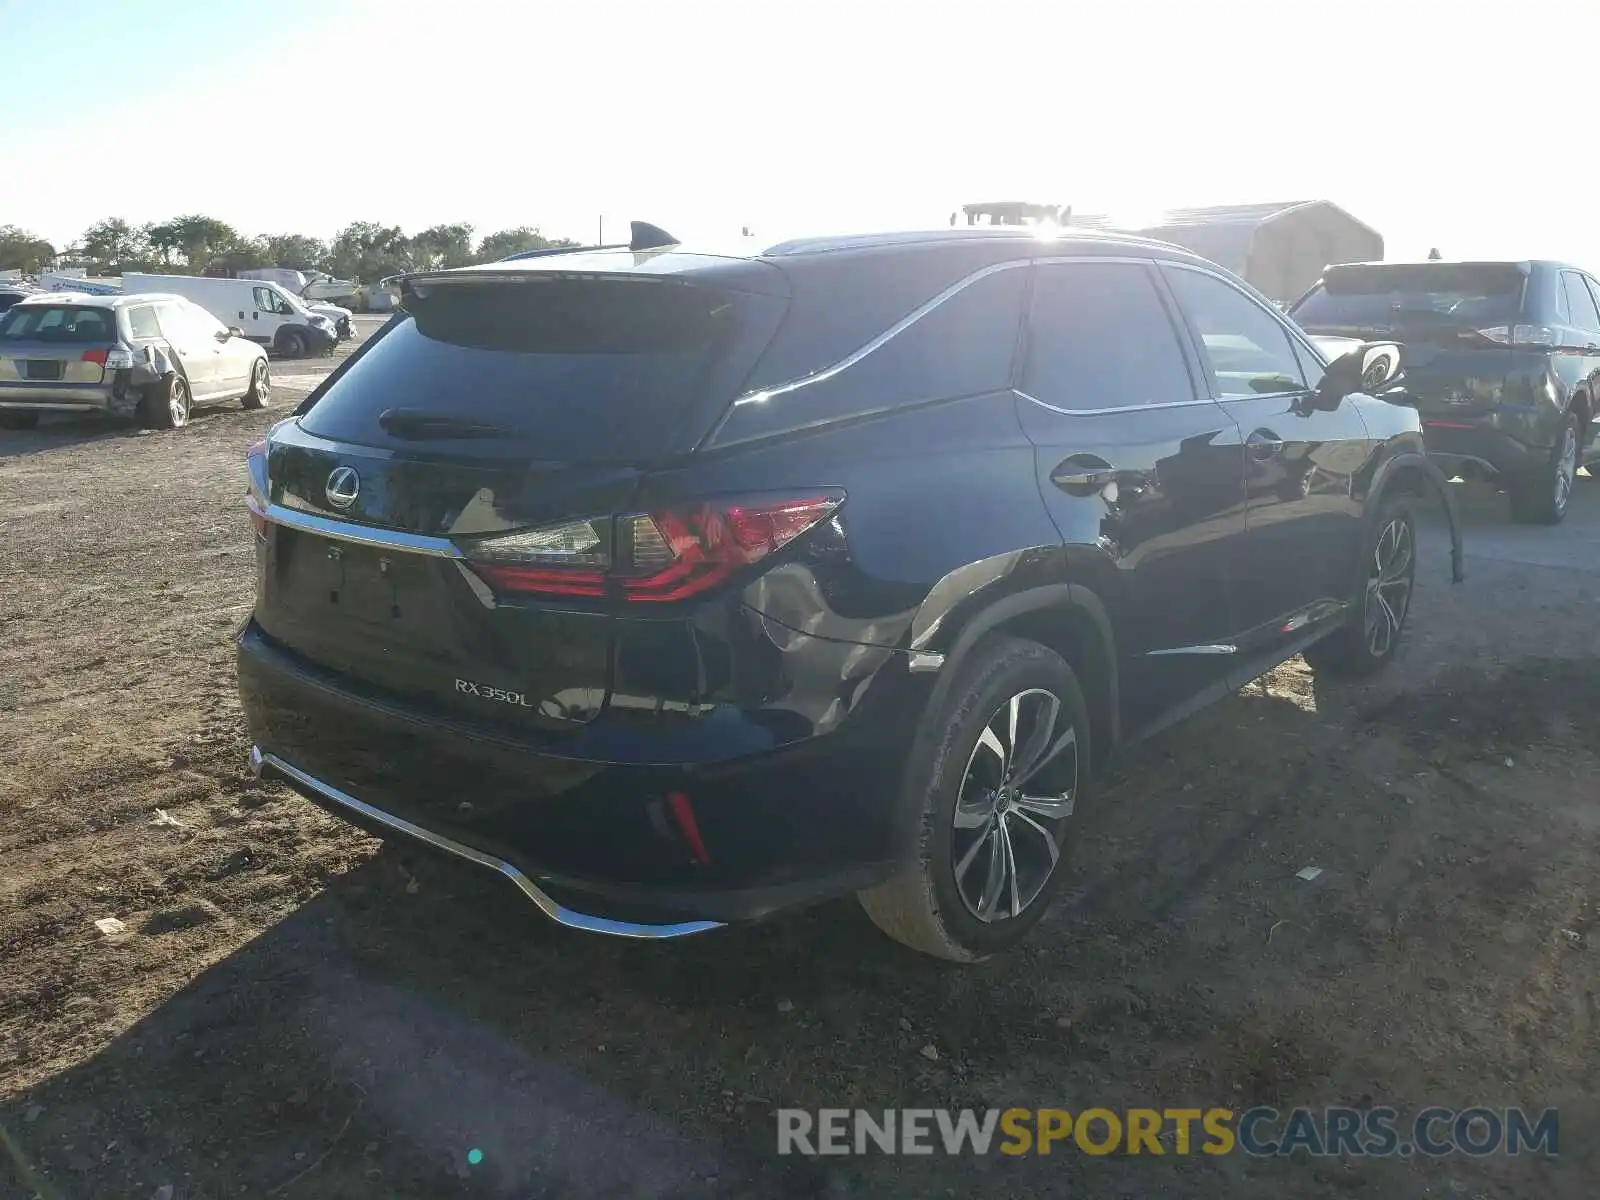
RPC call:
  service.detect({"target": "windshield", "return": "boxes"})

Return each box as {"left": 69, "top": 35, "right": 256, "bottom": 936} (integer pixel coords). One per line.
{"left": 0, "top": 304, "right": 116, "bottom": 342}
{"left": 1291, "top": 263, "right": 1526, "bottom": 329}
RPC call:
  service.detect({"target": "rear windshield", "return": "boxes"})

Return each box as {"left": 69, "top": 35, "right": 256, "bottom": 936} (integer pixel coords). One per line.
{"left": 0, "top": 305, "right": 117, "bottom": 343}
{"left": 1291, "top": 264, "right": 1526, "bottom": 329}
{"left": 298, "top": 276, "right": 779, "bottom": 459}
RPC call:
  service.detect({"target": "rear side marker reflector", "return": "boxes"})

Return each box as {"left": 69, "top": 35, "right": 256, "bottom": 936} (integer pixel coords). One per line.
{"left": 458, "top": 492, "right": 844, "bottom": 602}
{"left": 667, "top": 791, "right": 712, "bottom": 866}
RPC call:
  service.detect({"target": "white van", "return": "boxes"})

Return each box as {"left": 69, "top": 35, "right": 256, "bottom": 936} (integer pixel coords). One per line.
{"left": 236, "top": 268, "right": 356, "bottom": 335}
{"left": 120, "top": 274, "right": 338, "bottom": 358}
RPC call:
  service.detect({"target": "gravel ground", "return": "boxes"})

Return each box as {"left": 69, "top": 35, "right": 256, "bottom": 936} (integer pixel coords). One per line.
{"left": 2, "top": 318, "right": 1598, "bottom": 1198}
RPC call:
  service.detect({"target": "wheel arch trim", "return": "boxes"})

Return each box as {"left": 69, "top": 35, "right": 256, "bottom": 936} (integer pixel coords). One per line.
{"left": 1366, "top": 448, "right": 1464, "bottom": 584}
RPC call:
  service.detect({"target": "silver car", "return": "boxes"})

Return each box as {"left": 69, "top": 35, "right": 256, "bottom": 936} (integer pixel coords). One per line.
{"left": 0, "top": 292, "right": 271, "bottom": 430}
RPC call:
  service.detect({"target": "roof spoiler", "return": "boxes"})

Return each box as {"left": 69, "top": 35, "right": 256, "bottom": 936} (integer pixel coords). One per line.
{"left": 382, "top": 220, "right": 685, "bottom": 292}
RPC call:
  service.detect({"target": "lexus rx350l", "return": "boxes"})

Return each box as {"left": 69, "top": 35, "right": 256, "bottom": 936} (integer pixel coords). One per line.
{"left": 238, "top": 224, "right": 1460, "bottom": 961}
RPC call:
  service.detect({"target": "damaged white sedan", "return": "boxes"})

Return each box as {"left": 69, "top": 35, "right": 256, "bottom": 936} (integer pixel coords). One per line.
{"left": 0, "top": 291, "right": 269, "bottom": 430}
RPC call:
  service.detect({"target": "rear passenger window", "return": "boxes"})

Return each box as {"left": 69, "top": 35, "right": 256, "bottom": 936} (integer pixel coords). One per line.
{"left": 128, "top": 306, "right": 160, "bottom": 339}
{"left": 1561, "top": 272, "right": 1600, "bottom": 332}
{"left": 1163, "top": 266, "right": 1309, "bottom": 396}
{"left": 708, "top": 265, "right": 1028, "bottom": 446}
{"left": 1021, "top": 261, "right": 1193, "bottom": 410}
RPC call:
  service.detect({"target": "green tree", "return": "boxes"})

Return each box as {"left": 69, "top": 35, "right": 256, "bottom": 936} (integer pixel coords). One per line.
{"left": 80, "top": 218, "right": 150, "bottom": 272}
{"left": 328, "top": 221, "right": 412, "bottom": 283}
{"left": 140, "top": 214, "right": 239, "bottom": 271}
{"left": 142, "top": 220, "right": 182, "bottom": 266}
{"left": 0, "top": 225, "right": 56, "bottom": 273}
{"left": 212, "top": 236, "right": 274, "bottom": 274}
{"left": 408, "top": 222, "right": 475, "bottom": 270}
{"left": 171, "top": 214, "right": 240, "bottom": 270}
{"left": 261, "top": 233, "right": 329, "bottom": 272}
{"left": 476, "top": 227, "right": 574, "bottom": 262}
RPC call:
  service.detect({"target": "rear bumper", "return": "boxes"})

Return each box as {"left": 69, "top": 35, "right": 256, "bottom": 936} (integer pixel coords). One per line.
{"left": 250, "top": 747, "right": 721, "bottom": 938}
{"left": 236, "top": 619, "right": 922, "bottom": 929}
{"left": 1422, "top": 424, "right": 1541, "bottom": 478}
{"left": 0, "top": 382, "right": 117, "bottom": 411}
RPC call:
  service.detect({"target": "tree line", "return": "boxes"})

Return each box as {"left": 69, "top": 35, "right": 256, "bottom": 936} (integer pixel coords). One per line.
{"left": 0, "top": 217, "right": 576, "bottom": 282}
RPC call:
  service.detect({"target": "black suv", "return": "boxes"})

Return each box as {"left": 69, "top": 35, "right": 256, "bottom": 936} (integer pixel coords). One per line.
{"left": 1291, "top": 259, "right": 1600, "bottom": 523}
{"left": 238, "top": 225, "right": 1459, "bottom": 961}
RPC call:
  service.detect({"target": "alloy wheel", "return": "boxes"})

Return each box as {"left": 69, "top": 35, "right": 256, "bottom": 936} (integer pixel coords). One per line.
{"left": 951, "top": 688, "right": 1077, "bottom": 923}
{"left": 1363, "top": 516, "right": 1414, "bottom": 657}
{"left": 169, "top": 379, "right": 190, "bottom": 427}
{"left": 255, "top": 362, "right": 271, "bottom": 404}
{"left": 1554, "top": 424, "right": 1578, "bottom": 513}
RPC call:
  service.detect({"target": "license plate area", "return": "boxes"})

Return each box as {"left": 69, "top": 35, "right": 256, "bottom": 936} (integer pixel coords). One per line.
{"left": 22, "top": 360, "right": 63, "bottom": 381}
{"left": 320, "top": 543, "right": 427, "bottom": 627}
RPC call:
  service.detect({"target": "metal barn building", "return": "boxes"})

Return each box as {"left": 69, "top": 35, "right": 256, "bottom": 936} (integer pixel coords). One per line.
{"left": 1123, "top": 201, "right": 1384, "bottom": 304}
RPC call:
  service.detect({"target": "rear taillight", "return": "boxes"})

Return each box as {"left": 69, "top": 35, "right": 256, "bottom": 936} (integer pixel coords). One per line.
{"left": 1476, "top": 324, "right": 1559, "bottom": 347}
{"left": 245, "top": 438, "right": 268, "bottom": 538}
{"left": 78, "top": 347, "right": 135, "bottom": 368}
{"left": 459, "top": 492, "right": 844, "bottom": 602}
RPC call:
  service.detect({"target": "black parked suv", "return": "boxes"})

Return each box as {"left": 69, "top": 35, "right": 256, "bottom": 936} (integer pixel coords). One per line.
{"left": 1291, "top": 260, "right": 1600, "bottom": 523}
{"left": 238, "top": 225, "right": 1460, "bottom": 961}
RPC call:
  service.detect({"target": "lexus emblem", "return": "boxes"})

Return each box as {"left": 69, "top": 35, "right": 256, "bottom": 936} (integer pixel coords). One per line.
{"left": 325, "top": 466, "right": 360, "bottom": 510}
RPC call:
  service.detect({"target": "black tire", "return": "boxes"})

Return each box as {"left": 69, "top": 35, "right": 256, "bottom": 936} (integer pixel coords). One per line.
{"left": 139, "top": 374, "right": 191, "bottom": 430}
{"left": 1508, "top": 410, "right": 1580, "bottom": 525}
{"left": 0, "top": 411, "right": 40, "bottom": 430}
{"left": 859, "top": 635, "right": 1089, "bottom": 962}
{"left": 242, "top": 359, "right": 270, "bottom": 410}
{"left": 1304, "top": 495, "right": 1417, "bottom": 679}
{"left": 276, "top": 328, "right": 309, "bottom": 359}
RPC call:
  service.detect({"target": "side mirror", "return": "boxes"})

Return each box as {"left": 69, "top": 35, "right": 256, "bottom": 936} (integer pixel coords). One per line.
{"left": 221, "top": 326, "right": 243, "bottom": 340}
{"left": 1315, "top": 341, "right": 1403, "bottom": 407}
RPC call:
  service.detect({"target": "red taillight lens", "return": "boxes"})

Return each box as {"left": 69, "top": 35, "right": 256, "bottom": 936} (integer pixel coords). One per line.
{"left": 459, "top": 493, "right": 843, "bottom": 602}
{"left": 617, "top": 496, "right": 841, "bottom": 602}
{"left": 461, "top": 518, "right": 612, "bottom": 597}
{"left": 81, "top": 348, "right": 108, "bottom": 366}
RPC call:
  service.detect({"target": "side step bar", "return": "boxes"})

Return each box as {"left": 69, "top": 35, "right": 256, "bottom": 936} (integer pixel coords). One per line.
{"left": 249, "top": 747, "right": 722, "bottom": 940}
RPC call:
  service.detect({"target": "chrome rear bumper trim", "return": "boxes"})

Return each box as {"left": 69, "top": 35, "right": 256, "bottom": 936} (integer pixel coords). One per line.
{"left": 249, "top": 746, "right": 722, "bottom": 940}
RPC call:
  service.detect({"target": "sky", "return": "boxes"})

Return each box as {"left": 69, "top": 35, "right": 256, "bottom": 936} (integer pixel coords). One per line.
{"left": 3, "top": 0, "right": 1597, "bottom": 264}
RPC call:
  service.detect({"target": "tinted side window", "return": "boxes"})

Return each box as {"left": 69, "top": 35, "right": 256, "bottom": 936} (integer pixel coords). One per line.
{"left": 709, "top": 264, "right": 1027, "bottom": 446}
{"left": 1020, "top": 261, "right": 1193, "bottom": 410}
{"left": 1561, "top": 272, "right": 1600, "bottom": 332}
{"left": 1164, "top": 266, "right": 1308, "bottom": 396}
{"left": 128, "top": 305, "right": 161, "bottom": 340}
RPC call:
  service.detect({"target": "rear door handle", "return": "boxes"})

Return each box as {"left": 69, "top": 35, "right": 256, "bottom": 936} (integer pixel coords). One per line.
{"left": 1051, "top": 466, "right": 1118, "bottom": 489}
{"left": 1247, "top": 428, "right": 1284, "bottom": 459}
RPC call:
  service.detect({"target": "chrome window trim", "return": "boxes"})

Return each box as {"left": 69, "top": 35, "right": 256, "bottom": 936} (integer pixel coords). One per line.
{"left": 1013, "top": 388, "right": 1223, "bottom": 417}
{"left": 728, "top": 258, "right": 1033, "bottom": 409}
{"left": 250, "top": 747, "right": 722, "bottom": 940}
{"left": 727, "top": 254, "right": 1175, "bottom": 411}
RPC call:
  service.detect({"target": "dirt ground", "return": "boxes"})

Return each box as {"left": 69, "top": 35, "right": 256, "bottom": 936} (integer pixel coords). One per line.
{"left": 2, "top": 320, "right": 1598, "bottom": 1198}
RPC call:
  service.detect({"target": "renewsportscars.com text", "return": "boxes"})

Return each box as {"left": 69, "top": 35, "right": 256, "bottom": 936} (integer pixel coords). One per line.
{"left": 776, "top": 1106, "right": 1558, "bottom": 1158}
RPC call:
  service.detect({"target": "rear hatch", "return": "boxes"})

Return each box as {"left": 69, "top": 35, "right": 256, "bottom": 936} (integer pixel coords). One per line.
{"left": 1290, "top": 262, "right": 1528, "bottom": 418}
{"left": 252, "top": 263, "right": 789, "bottom": 734}
{"left": 0, "top": 303, "right": 117, "bottom": 394}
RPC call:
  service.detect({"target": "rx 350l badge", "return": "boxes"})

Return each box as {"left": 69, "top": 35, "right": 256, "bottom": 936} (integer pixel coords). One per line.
{"left": 456, "top": 679, "right": 534, "bottom": 707}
